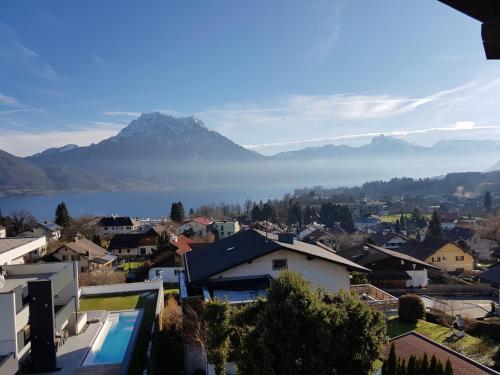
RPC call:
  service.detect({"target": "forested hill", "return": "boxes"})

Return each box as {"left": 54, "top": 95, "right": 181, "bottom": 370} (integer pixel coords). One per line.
{"left": 294, "top": 171, "right": 500, "bottom": 199}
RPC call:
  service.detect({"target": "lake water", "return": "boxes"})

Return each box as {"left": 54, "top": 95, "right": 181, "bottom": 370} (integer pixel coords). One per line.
{"left": 0, "top": 187, "right": 290, "bottom": 220}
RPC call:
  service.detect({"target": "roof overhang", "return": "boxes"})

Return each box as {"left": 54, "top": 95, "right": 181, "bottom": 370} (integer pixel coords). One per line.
{"left": 439, "top": 0, "right": 500, "bottom": 59}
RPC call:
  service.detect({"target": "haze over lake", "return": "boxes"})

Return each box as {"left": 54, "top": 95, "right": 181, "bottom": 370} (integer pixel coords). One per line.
{"left": 0, "top": 187, "right": 290, "bottom": 220}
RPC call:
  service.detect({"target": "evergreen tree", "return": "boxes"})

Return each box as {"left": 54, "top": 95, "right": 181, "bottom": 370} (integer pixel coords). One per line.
{"left": 407, "top": 355, "right": 417, "bottom": 375}
{"left": 400, "top": 213, "right": 406, "bottom": 230}
{"left": 382, "top": 343, "right": 398, "bottom": 375}
{"left": 427, "top": 209, "right": 442, "bottom": 237}
{"left": 429, "top": 355, "right": 438, "bottom": 375}
{"left": 419, "top": 353, "right": 429, "bottom": 374}
{"left": 484, "top": 191, "right": 492, "bottom": 212}
{"left": 55, "top": 201, "right": 71, "bottom": 228}
{"left": 170, "top": 201, "right": 185, "bottom": 223}
{"left": 251, "top": 205, "right": 262, "bottom": 222}
{"left": 444, "top": 359, "right": 453, "bottom": 375}
{"left": 395, "top": 219, "right": 401, "bottom": 233}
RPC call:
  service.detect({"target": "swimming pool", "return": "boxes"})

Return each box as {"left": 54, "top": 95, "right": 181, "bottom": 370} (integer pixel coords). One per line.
{"left": 82, "top": 310, "right": 142, "bottom": 366}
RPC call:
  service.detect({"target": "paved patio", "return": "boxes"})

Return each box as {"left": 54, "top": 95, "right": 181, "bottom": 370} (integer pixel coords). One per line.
{"left": 43, "top": 312, "right": 106, "bottom": 375}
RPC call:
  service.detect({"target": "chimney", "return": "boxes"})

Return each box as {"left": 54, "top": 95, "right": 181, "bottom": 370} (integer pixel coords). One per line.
{"left": 74, "top": 237, "right": 79, "bottom": 242}
{"left": 278, "top": 233, "right": 294, "bottom": 244}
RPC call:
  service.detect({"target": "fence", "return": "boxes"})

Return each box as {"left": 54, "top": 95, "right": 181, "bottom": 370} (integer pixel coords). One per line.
{"left": 384, "top": 283, "right": 492, "bottom": 296}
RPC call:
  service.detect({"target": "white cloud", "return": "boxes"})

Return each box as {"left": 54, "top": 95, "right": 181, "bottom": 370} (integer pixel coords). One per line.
{"left": 243, "top": 122, "right": 500, "bottom": 150}
{"left": 0, "top": 94, "right": 20, "bottom": 107}
{"left": 93, "top": 55, "right": 105, "bottom": 65}
{"left": 0, "top": 124, "right": 123, "bottom": 157}
{"left": 103, "top": 111, "right": 142, "bottom": 117}
{"left": 0, "top": 22, "right": 59, "bottom": 80}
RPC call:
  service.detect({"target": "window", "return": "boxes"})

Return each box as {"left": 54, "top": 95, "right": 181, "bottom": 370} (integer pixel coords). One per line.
{"left": 174, "top": 269, "right": 180, "bottom": 275}
{"left": 62, "top": 255, "right": 68, "bottom": 261}
{"left": 456, "top": 256, "right": 464, "bottom": 261}
{"left": 127, "top": 249, "right": 131, "bottom": 253}
{"left": 432, "top": 257, "right": 441, "bottom": 262}
{"left": 119, "top": 249, "right": 122, "bottom": 254}
{"left": 104, "top": 227, "right": 108, "bottom": 230}
{"left": 272, "top": 259, "right": 288, "bottom": 270}
{"left": 140, "top": 247, "right": 147, "bottom": 255}
{"left": 127, "top": 226, "right": 131, "bottom": 230}
{"left": 442, "top": 256, "right": 447, "bottom": 261}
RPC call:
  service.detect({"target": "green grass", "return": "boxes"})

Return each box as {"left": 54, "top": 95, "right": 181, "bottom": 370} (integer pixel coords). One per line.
{"left": 118, "top": 262, "right": 145, "bottom": 271}
{"left": 164, "top": 288, "right": 179, "bottom": 295}
{"left": 387, "top": 317, "right": 498, "bottom": 367}
{"left": 79, "top": 291, "right": 158, "bottom": 375}
{"left": 375, "top": 214, "right": 431, "bottom": 223}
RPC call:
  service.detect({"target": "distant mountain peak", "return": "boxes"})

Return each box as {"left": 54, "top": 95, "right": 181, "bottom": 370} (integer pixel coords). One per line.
{"left": 369, "top": 135, "right": 412, "bottom": 146}
{"left": 115, "top": 112, "right": 208, "bottom": 141}
{"left": 32, "top": 144, "right": 79, "bottom": 157}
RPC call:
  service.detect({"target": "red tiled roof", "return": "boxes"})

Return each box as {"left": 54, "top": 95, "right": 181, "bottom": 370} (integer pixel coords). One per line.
{"left": 385, "top": 332, "right": 499, "bottom": 375}
{"left": 172, "top": 235, "right": 198, "bottom": 255}
{"left": 192, "top": 217, "right": 213, "bottom": 226}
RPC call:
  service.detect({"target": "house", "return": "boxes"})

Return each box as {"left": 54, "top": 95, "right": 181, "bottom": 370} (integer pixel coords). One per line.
{"left": 36, "top": 221, "right": 62, "bottom": 242}
{"left": 0, "top": 237, "right": 47, "bottom": 265}
{"left": 440, "top": 213, "right": 459, "bottom": 230}
{"left": 0, "top": 262, "right": 79, "bottom": 374}
{"left": 0, "top": 225, "right": 6, "bottom": 238}
{"left": 96, "top": 216, "right": 139, "bottom": 239}
{"left": 249, "top": 221, "right": 283, "bottom": 234}
{"left": 49, "top": 237, "right": 115, "bottom": 273}
{"left": 301, "top": 229, "right": 338, "bottom": 251}
{"left": 338, "top": 243, "right": 437, "bottom": 288}
{"left": 297, "top": 222, "right": 325, "bottom": 240}
{"left": 396, "top": 237, "right": 474, "bottom": 273}
{"left": 354, "top": 216, "right": 381, "bottom": 232}
{"left": 383, "top": 331, "right": 499, "bottom": 375}
{"left": 444, "top": 227, "right": 496, "bottom": 261}
{"left": 176, "top": 216, "right": 213, "bottom": 236}
{"left": 369, "top": 231, "right": 409, "bottom": 249}
{"left": 181, "top": 229, "right": 369, "bottom": 300}
{"left": 108, "top": 227, "right": 159, "bottom": 259}
{"left": 213, "top": 220, "right": 240, "bottom": 239}
{"left": 327, "top": 224, "right": 368, "bottom": 250}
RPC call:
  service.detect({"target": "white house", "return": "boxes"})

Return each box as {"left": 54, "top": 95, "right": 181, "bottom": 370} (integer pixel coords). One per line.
{"left": 370, "top": 231, "right": 409, "bottom": 249}
{"left": 97, "top": 216, "right": 139, "bottom": 239}
{"left": 176, "top": 217, "right": 213, "bottom": 236}
{"left": 0, "top": 237, "right": 47, "bottom": 265}
{"left": 0, "top": 262, "right": 79, "bottom": 374}
{"left": 213, "top": 220, "right": 240, "bottom": 239}
{"left": 0, "top": 225, "right": 6, "bottom": 238}
{"left": 182, "top": 229, "right": 368, "bottom": 301}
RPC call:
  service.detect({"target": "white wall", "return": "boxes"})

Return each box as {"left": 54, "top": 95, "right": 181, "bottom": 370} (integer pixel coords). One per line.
{"left": 149, "top": 267, "right": 183, "bottom": 283}
{"left": 0, "top": 293, "right": 17, "bottom": 356}
{"left": 405, "top": 270, "right": 428, "bottom": 288}
{"left": 210, "top": 249, "right": 350, "bottom": 293}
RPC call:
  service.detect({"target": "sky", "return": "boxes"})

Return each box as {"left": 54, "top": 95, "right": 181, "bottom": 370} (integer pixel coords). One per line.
{"left": 1, "top": 0, "right": 500, "bottom": 156}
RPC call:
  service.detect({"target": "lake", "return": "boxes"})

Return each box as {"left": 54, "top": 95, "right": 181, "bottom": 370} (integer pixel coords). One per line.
{"left": 0, "top": 187, "right": 290, "bottom": 220}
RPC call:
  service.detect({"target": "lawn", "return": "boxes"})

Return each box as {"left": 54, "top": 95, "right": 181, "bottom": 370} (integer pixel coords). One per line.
{"left": 79, "top": 291, "right": 158, "bottom": 375}
{"left": 118, "top": 261, "right": 145, "bottom": 271}
{"left": 375, "top": 214, "right": 431, "bottom": 223}
{"left": 387, "top": 317, "right": 498, "bottom": 367}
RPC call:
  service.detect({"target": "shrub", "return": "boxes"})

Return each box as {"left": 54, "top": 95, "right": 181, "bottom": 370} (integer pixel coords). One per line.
{"left": 398, "top": 294, "right": 425, "bottom": 323}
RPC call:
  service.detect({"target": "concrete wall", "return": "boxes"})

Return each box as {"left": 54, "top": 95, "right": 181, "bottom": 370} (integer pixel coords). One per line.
{"left": 211, "top": 248, "right": 350, "bottom": 292}
{"left": 0, "top": 293, "right": 17, "bottom": 356}
{"left": 149, "top": 267, "right": 182, "bottom": 283}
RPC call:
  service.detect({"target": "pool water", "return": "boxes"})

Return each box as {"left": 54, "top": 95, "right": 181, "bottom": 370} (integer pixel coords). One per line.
{"left": 83, "top": 310, "right": 140, "bottom": 366}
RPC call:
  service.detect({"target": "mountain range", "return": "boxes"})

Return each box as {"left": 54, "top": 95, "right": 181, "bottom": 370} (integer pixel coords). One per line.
{"left": 2, "top": 112, "right": 500, "bottom": 196}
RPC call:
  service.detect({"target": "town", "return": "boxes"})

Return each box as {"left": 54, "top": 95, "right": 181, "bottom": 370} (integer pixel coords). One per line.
{"left": 1, "top": 186, "right": 500, "bottom": 375}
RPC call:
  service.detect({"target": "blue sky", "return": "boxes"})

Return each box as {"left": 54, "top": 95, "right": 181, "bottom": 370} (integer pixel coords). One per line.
{"left": 1, "top": 0, "right": 500, "bottom": 156}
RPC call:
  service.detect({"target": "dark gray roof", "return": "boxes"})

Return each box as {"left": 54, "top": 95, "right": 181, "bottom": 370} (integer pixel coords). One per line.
{"left": 185, "top": 229, "right": 368, "bottom": 284}
{"left": 444, "top": 227, "right": 474, "bottom": 242}
{"left": 395, "top": 237, "right": 452, "bottom": 261}
{"left": 479, "top": 263, "right": 500, "bottom": 284}
{"left": 108, "top": 227, "right": 158, "bottom": 249}
{"left": 99, "top": 216, "right": 135, "bottom": 226}
{"left": 338, "top": 243, "right": 437, "bottom": 269}
{"left": 369, "top": 232, "right": 408, "bottom": 246}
